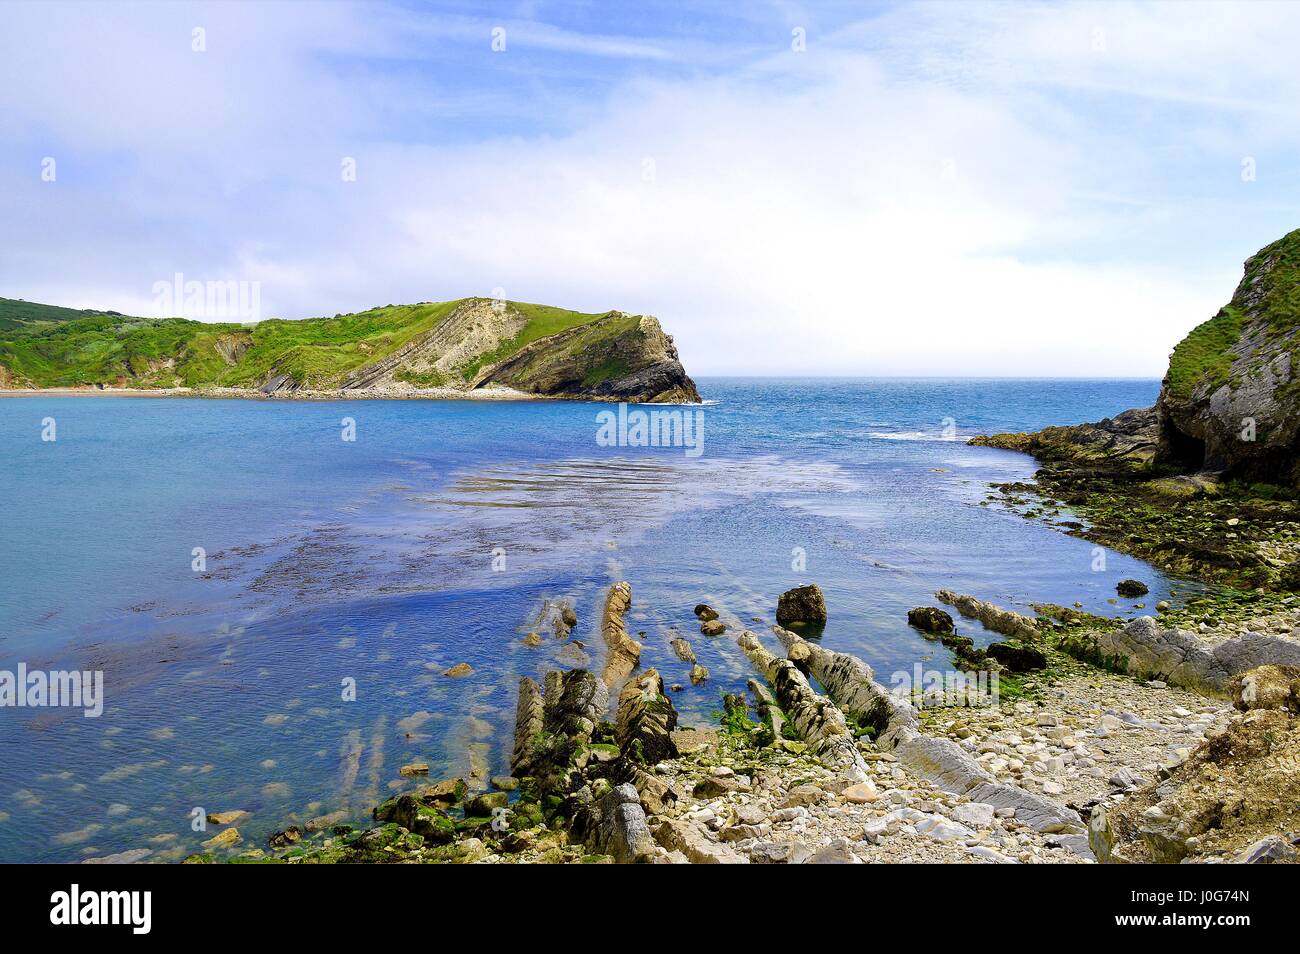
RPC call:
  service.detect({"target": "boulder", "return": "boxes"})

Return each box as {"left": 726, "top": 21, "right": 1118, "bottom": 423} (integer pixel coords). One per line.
{"left": 1116, "top": 579, "right": 1149, "bottom": 598}
{"left": 776, "top": 584, "right": 828, "bottom": 628}
{"left": 669, "top": 637, "right": 696, "bottom": 662}
{"left": 986, "top": 641, "right": 1047, "bottom": 672}
{"left": 694, "top": 603, "right": 719, "bottom": 621}
{"left": 700, "top": 619, "right": 727, "bottom": 636}
{"left": 568, "top": 782, "right": 657, "bottom": 863}
{"left": 907, "top": 606, "right": 954, "bottom": 635}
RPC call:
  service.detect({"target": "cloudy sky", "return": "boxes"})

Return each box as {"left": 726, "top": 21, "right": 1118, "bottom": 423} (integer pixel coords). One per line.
{"left": 2, "top": 0, "right": 1298, "bottom": 376}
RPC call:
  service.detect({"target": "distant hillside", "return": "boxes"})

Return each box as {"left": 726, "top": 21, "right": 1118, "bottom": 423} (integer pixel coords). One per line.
{"left": 0, "top": 297, "right": 128, "bottom": 333}
{"left": 0, "top": 297, "right": 700, "bottom": 403}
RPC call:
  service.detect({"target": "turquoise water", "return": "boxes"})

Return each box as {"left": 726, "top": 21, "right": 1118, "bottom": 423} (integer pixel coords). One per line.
{"left": 0, "top": 378, "right": 1179, "bottom": 862}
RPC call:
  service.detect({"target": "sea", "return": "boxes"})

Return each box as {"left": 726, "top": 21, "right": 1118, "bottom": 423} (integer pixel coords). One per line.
{"left": 0, "top": 377, "right": 1179, "bottom": 862}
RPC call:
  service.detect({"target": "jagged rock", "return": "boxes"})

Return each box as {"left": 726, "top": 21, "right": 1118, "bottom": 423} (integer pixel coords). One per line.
{"left": 775, "top": 626, "right": 1082, "bottom": 835}
{"left": 543, "top": 668, "right": 608, "bottom": 737}
{"left": 670, "top": 637, "right": 696, "bottom": 662}
{"left": 970, "top": 406, "right": 1160, "bottom": 474}
{"left": 601, "top": 582, "right": 642, "bottom": 689}
{"left": 511, "top": 677, "right": 545, "bottom": 775}
{"left": 568, "top": 782, "right": 657, "bottom": 863}
{"left": 772, "top": 626, "right": 916, "bottom": 736}
{"left": 601, "top": 756, "right": 679, "bottom": 815}
{"left": 936, "top": 590, "right": 1040, "bottom": 641}
{"left": 1231, "top": 835, "right": 1298, "bottom": 864}
{"left": 511, "top": 669, "right": 607, "bottom": 793}
{"left": 735, "top": 630, "right": 870, "bottom": 783}
{"left": 986, "top": 641, "right": 1047, "bottom": 672}
{"left": 689, "top": 663, "right": 709, "bottom": 685}
{"left": 1095, "top": 616, "right": 1300, "bottom": 692}
{"left": 776, "top": 584, "right": 828, "bottom": 628}
{"left": 1116, "top": 579, "right": 1149, "bottom": 598}
{"left": 747, "top": 679, "right": 788, "bottom": 742}
{"left": 615, "top": 669, "right": 678, "bottom": 764}
{"left": 907, "top": 606, "right": 954, "bottom": 634}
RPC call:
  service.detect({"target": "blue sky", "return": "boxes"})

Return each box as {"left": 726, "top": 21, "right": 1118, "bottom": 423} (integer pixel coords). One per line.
{"left": 2, "top": 0, "right": 1299, "bottom": 375}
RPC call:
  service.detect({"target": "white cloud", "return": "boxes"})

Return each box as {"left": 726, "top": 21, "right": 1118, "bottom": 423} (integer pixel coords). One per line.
{"left": 1, "top": 0, "right": 1296, "bottom": 376}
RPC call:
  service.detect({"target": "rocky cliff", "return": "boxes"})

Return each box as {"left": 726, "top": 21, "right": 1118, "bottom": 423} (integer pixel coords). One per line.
{"left": 0, "top": 296, "right": 701, "bottom": 404}
{"left": 1157, "top": 229, "right": 1300, "bottom": 482}
{"left": 974, "top": 228, "right": 1300, "bottom": 488}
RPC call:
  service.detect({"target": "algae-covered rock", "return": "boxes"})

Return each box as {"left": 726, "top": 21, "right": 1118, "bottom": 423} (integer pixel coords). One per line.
{"left": 907, "top": 606, "right": 954, "bottom": 634}
{"left": 776, "top": 584, "right": 827, "bottom": 628}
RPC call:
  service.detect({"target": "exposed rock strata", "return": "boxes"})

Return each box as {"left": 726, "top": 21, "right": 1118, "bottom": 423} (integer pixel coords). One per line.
{"left": 936, "top": 590, "right": 1041, "bottom": 642}
{"left": 772, "top": 626, "right": 1084, "bottom": 836}
{"left": 734, "top": 630, "right": 871, "bottom": 783}
{"left": 1092, "top": 615, "right": 1300, "bottom": 693}
{"left": 600, "top": 581, "right": 642, "bottom": 690}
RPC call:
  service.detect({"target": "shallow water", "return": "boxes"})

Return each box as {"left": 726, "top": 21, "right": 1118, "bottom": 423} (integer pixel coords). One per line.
{"left": 0, "top": 378, "right": 1182, "bottom": 861}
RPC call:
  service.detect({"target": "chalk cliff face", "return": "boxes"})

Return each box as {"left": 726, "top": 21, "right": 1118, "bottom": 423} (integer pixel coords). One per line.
{"left": 1156, "top": 229, "right": 1300, "bottom": 483}
{"left": 0, "top": 296, "right": 701, "bottom": 404}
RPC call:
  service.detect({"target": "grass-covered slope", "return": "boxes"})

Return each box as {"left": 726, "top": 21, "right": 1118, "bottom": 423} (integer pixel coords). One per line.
{"left": 1165, "top": 229, "right": 1300, "bottom": 401}
{"left": 0, "top": 296, "right": 699, "bottom": 402}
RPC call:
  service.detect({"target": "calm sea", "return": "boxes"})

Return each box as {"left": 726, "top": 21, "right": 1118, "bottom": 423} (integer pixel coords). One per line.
{"left": 0, "top": 378, "right": 1176, "bottom": 861}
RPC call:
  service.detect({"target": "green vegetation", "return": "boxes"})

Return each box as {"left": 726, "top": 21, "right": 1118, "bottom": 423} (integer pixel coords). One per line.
{"left": 1241, "top": 227, "right": 1300, "bottom": 331}
{"left": 1165, "top": 228, "right": 1300, "bottom": 401}
{"left": 1165, "top": 305, "right": 1245, "bottom": 399}
{"left": 0, "top": 297, "right": 613, "bottom": 391}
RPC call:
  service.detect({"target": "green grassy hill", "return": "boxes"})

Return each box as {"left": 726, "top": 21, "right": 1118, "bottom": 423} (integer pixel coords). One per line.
{"left": 0, "top": 295, "right": 700, "bottom": 402}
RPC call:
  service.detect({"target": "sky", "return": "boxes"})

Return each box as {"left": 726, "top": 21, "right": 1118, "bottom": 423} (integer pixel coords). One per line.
{"left": 2, "top": 0, "right": 1299, "bottom": 376}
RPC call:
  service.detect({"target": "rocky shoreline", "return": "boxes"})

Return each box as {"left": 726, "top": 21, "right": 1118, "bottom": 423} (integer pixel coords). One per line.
{"left": 175, "top": 578, "right": 1299, "bottom": 865}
